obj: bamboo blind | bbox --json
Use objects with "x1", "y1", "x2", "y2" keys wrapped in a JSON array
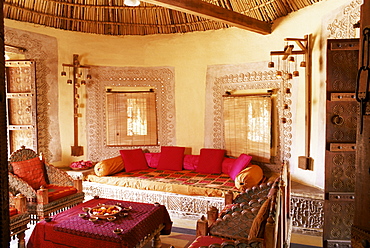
[
  {"x1": 106, "y1": 91, "x2": 158, "y2": 146},
  {"x1": 223, "y1": 95, "x2": 272, "y2": 163},
  {"x1": 3, "y1": 0, "x2": 322, "y2": 36}
]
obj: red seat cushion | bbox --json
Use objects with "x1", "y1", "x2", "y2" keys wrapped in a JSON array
[
  {"x1": 11, "y1": 157, "x2": 48, "y2": 190},
  {"x1": 9, "y1": 207, "x2": 18, "y2": 217},
  {"x1": 188, "y1": 236, "x2": 230, "y2": 248},
  {"x1": 45, "y1": 184, "x2": 78, "y2": 202}
]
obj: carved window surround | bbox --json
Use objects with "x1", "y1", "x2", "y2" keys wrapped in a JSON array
[
  {"x1": 86, "y1": 66, "x2": 176, "y2": 162},
  {"x1": 205, "y1": 62, "x2": 293, "y2": 174}
]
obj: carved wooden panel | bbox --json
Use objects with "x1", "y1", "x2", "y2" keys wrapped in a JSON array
[
  {"x1": 5, "y1": 60, "x2": 37, "y2": 156},
  {"x1": 325, "y1": 39, "x2": 358, "y2": 247}
]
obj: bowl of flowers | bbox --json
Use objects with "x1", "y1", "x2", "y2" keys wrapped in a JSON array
[{"x1": 70, "y1": 160, "x2": 93, "y2": 170}]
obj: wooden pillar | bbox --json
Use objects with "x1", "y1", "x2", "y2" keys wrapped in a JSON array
[
  {"x1": 0, "y1": 0, "x2": 11, "y2": 245},
  {"x1": 353, "y1": 0, "x2": 370, "y2": 246}
]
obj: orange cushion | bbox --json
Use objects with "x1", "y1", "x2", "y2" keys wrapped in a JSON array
[
  {"x1": 234, "y1": 164, "x2": 263, "y2": 190},
  {"x1": 45, "y1": 184, "x2": 78, "y2": 202},
  {"x1": 94, "y1": 156, "x2": 125, "y2": 177},
  {"x1": 9, "y1": 207, "x2": 18, "y2": 217},
  {"x1": 11, "y1": 157, "x2": 48, "y2": 190}
]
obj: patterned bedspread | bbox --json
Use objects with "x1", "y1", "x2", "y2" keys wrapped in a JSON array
[{"x1": 86, "y1": 169, "x2": 239, "y2": 197}]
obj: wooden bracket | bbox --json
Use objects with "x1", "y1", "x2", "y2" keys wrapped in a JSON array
[
  {"x1": 63, "y1": 54, "x2": 90, "y2": 156},
  {"x1": 271, "y1": 35, "x2": 313, "y2": 166}
]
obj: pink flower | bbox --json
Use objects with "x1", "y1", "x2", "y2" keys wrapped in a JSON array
[{"x1": 70, "y1": 160, "x2": 93, "y2": 169}]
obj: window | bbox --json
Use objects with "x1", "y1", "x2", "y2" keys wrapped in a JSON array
[
  {"x1": 106, "y1": 88, "x2": 157, "y2": 146},
  {"x1": 223, "y1": 91, "x2": 276, "y2": 163}
]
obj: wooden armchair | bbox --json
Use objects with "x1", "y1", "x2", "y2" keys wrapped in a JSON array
[
  {"x1": 8, "y1": 146, "x2": 85, "y2": 222},
  {"x1": 189, "y1": 161, "x2": 291, "y2": 248},
  {"x1": 191, "y1": 178, "x2": 281, "y2": 248},
  {"x1": 10, "y1": 193, "x2": 30, "y2": 248}
]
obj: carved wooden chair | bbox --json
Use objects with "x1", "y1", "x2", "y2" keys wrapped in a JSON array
[
  {"x1": 189, "y1": 173, "x2": 286, "y2": 248},
  {"x1": 8, "y1": 146, "x2": 85, "y2": 222},
  {"x1": 10, "y1": 193, "x2": 30, "y2": 248}
]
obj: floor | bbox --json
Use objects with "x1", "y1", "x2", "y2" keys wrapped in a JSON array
[{"x1": 10, "y1": 216, "x2": 322, "y2": 248}]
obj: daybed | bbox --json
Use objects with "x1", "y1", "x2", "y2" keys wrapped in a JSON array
[{"x1": 84, "y1": 147, "x2": 279, "y2": 218}]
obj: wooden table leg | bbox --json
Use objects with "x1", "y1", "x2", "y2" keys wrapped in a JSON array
[{"x1": 151, "y1": 232, "x2": 162, "y2": 248}]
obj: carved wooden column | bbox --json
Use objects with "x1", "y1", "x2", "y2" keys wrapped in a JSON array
[
  {"x1": 353, "y1": 0, "x2": 370, "y2": 247},
  {"x1": 0, "y1": 0, "x2": 11, "y2": 246}
]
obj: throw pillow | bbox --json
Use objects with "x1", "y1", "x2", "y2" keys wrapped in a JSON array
[
  {"x1": 248, "y1": 197, "x2": 271, "y2": 239},
  {"x1": 183, "y1": 154, "x2": 200, "y2": 170},
  {"x1": 94, "y1": 155, "x2": 125, "y2": 177},
  {"x1": 221, "y1": 157, "x2": 236, "y2": 174},
  {"x1": 11, "y1": 157, "x2": 48, "y2": 190},
  {"x1": 119, "y1": 149, "x2": 148, "y2": 172},
  {"x1": 196, "y1": 148, "x2": 225, "y2": 174},
  {"x1": 229, "y1": 154, "x2": 253, "y2": 180},
  {"x1": 234, "y1": 164, "x2": 263, "y2": 190},
  {"x1": 157, "y1": 146, "x2": 185, "y2": 171},
  {"x1": 145, "y1": 153, "x2": 161, "y2": 168}
]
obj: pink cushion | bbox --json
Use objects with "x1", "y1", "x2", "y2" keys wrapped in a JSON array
[
  {"x1": 229, "y1": 153, "x2": 252, "y2": 180},
  {"x1": 144, "y1": 153, "x2": 161, "y2": 168},
  {"x1": 183, "y1": 155, "x2": 200, "y2": 170},
  {"x1": 119, "y1": 149, "x2": 148, "y2": 172},
  {"x1": 157, "y1": 146, "x2": 185, "y2": 171},
  {"x1": 11, "y1": 157, "x2": 48, "y2": 190},
  {"x1": 196, "y1": 148, "x2": 225, "y2": 174},
  {"x1": 221, "y1": 157, "x2": 236, "y2": 174}
]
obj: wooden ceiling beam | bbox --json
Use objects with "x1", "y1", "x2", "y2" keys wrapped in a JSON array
[{"x1": 141, "y1": 0, "x2": 272, "y2": 35}]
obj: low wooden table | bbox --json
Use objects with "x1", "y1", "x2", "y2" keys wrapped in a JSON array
[{"x1": 27, "y1": 197, "x2": 172, "y2": 248}]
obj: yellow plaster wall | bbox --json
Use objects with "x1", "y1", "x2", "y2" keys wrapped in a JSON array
[{"x1": 4, "y1": 0, "x2": 354, "y2": 189}]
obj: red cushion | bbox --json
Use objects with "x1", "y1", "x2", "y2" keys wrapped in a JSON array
[
  {"x1": 120, "y1": 149, "x2": 148, "y2": 172},
  {"x1": 229, "y1": 154, "x2": 253, "y2": 180},
  {"x1": 144, "y1": 153, "x2": 161, "y2": 168},
  {"x1": 188, "y1": 236, "x2": 230, "y2": 248},
  {"x1": 196, "y1": 148, "x2": 225, "y2": 174},
  {"x1": 11, "y1": 157, "x2": 48, "y2": 190},
  {"x1": 9, "y1": 207, "x2": 18, "y2": 217},
  {"x1": 157, "y1": 146, "x2": 185, "y2": 171},
  {"x1": 221, "y1": 157, "x2": 236, "y2": 174},
  {"x1": 45, "y1": 184, "x2": 78, "y2": 202},
  {"x1": 183, "y1": 155, "x2": 200, "y2": 170}
]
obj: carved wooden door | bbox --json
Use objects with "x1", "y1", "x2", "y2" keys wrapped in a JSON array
[
  {"x1": 5, "y1": 60, "x2": 37, "y2": 156},
  {"x1": 325, "y1": 39, "x2": 359, "y2": 247}
]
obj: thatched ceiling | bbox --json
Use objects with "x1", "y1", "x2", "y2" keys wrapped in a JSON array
[{"x1": 3, "y1": 0, "x2": 322, "y2": 36}]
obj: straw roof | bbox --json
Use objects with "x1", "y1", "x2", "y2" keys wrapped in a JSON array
[{"x1": 3, "y1": 0, "x2": 322, "y2": 36}]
